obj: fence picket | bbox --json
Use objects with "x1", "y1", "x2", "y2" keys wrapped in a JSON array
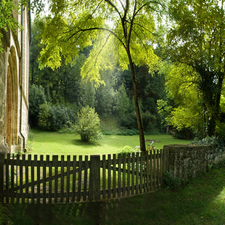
[
  {"x1": 131, "y1": 152, "x2": 135, "y2": 195},
  {"x1": 66, "y1": 155, "x2": 70, "y2": 203},
  {"x1": 102, "y1": 155, "x2": 106, "y2": 199},
  {"x1": 160, "y1": 149, "x2": 163, "y2": 186},
  {"x1": 146, "y1": 152, "x2": 149, "y2": 192},
  {"x1": 150, "y1": 151, "x2": 153, "y2": 191},
  {"x1": 37, "y1": 155, "x2": 41, "y2": 204},
  {"x1": 127, "y1": 153, "x2": 130, "y2": 196},
  {"x1": 6, "y1": 154, "x2": 9, "y2": 203},
  {"x1": 108, "y1": 154, "x2": 111, "y2": 199},
  {"x1": 140, "y1": 152, "x2": 143, "y2": 194},
  {"x1": 21, "y1": 154, "x2": 25, "y2": 203},
  {"x1": 43, "y1": 155, "x2": 46, "y2": 204},
  {"x1": 60, "y1": 156, "x2": 64, "y2": 203},
  {"x1": 78, "y1": 156, "x2": 82, "y2": 202},
  {"x1": 11, "y1": 154, "x2": 14, "y2": 204},
  {"x1": 26, "y1": 155, "x2": 30, "y2": 203},
  {"x1": 157, "y1": 150, "x2": 159, "y2": 189},
  {"x1": 47, "y1": 155, "x2": 52, "y2": 203},
  {"x1": 154, "y1": 150, "x2": 157, "y2": 190},
  {"x1": 136, "y1": 152, "x2": 139, "y2": 194},
  {"x1": 122, "y1": 153, "x2": 126, "y2": 197},
  {"x1": 83, "y1": 156, "x2": 88, "y2": 201},
  {"x1": 118, "y1": 154, "x2": 121, "y2": 198},
  {"x1": 16, "y1": 154, "x2": 20, "y2": 203},
  {"x1": 72, "y1": 156, "x2": 76, "y2": 202},
  {"x1": 113, "y1": 154, "x2": 116, "y2": 198},
  {"x1": 53, "y1": 155, "x2": 58, "y2": 203}
]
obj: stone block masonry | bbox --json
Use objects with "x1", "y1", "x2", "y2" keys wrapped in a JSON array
[{"x1": 163, "y1": 144, "x2": 225, "y2": 180}]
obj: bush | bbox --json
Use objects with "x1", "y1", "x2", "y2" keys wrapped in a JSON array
[
  {"x1": 74, "y1": 106, "x2": 102, "y2": 142},
  {"x1": 117, "y1": 145, "x2": 140, "y2": 157},
  {"x1": 29, "y1": 84, "x2": 46, "y2": 126},
  {"x1": 38, "y1": 104, "x2": 77, "y2": 131}
]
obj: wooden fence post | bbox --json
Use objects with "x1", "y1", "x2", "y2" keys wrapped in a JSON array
[
  {"x1": 90, "y1": 155, "x2": 100, "y2": 201},
  {"x1": 0, "y1": 153, "x2": 5, "y2": 201}
]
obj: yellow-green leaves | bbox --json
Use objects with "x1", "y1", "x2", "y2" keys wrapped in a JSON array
[{"x1": 37, "y1": 0, "x2": 163, "y2": 81}]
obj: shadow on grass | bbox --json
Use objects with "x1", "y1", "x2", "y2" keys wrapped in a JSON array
[
  {"x1": 72, "y1": 139, "x2": 101, "y2": 147},
  {"x1": 9, "y1": 164, "x2": 225, "y2": 225}
]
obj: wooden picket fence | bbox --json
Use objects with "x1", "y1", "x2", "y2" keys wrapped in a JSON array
[{"x1": 0, "y1": 149, "x2": 169, "y2": 204}]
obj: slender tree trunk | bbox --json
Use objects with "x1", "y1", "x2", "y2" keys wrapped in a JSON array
[{"x1": 127, "y1": 50, "x2": 146, "y2": 152}]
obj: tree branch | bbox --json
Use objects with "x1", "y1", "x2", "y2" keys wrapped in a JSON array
[
  {"x1": 134, "y1": 1, "x2": 163, "y2": 17},
  {"x1": 104, "y1": 0, "x2": 122, "y2": 20},
  {"x1": 94, "y1": 34, "x2": 111, "y2": 66},
  {"x1": 66, "y1": 27, "x2": 126, "y2": 50}
]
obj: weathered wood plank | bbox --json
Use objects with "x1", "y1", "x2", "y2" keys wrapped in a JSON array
[
  {"x1": 140, "y1": 152, "x2": 143, "y2": 194},
  {"x1": 108, "y1": 154, "x2": 111, "y2": 199},
  {"x1": 157, "y1": 150, "x2": 159, "y2": 189},
  {"x1": 146, "y1": 152, "x2": 149, "y2": 192},
  {"x1": 60, "y1": 156, "x2": 64, "y2": 203},
  {"x1": 113, "y1": 154, "x2": 116, "y2": 198},
  {"x1": 131, "y1": 153, "x2": 135, "y2": 195},
  {"x1": 37, "y1": 155, "x2": 41, "y2": 204},
  {"x1": 77, "y1": 156, "x2": 82, "y2": 202},
  {"x1": 5, "y1": 154, "x2": 9, "y2": 203},
  {"x1": 26, "y1": 155, "x2": 30, "y2": 203},
  {"x1": 21, "y1": 155, "x2": 25, "y2": 203},
  {"x1": 102, "y1": 155, "x2": 106, "y2": 200},
  {"x1": 11, "y1": 154, "x2": 14, "y2": 204},
  {"x1": 83, "y1": 156, "x2": 88, "y2": 202},
  {"x1": 47, "y1": 155, "x2": 52, "y2": 204},
  {"x1": 66, "y1": 155, "x2": 70, "y2": 203},
  {"x1": 42, "y1": 155, "x2": 46, "y2": 204},
  {"x1": 136, "y1": 152, "x2": 139, "y2": 194},
  {"x1": 127, "y1": 153, "x2": 130, "y2": 196},
  {"x1": 122, "y1": 153, "x2": 126, "y2": 197},
  {"x1": 154, "y1": 150, "x2": 156, "y2": 190},
  {"x1": 53, "y1": 155, "x2": 58, "y2": 203},
  {"x1": 72, "y1": 156, "x2": 76, "y2": 202},
  {"x1": 16, "y1": 154, "x2": 20, "y2": 203},
  {"x1": 150, "y1": 151, "x2": 153, "y2": 191},
  {"x1": 118, "y1": 154, "x2": 121, "y2": 198}
]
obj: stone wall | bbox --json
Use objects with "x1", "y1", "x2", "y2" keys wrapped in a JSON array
[
  {"x1": 0, "y1": 7, "x2": 30, "y2": 153},
  {"x1": 163, "y1": 144, "x2": 225, "y2": 179}
]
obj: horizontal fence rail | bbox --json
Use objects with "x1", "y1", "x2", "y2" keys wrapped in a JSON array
[{"x1": 0, "y1": 149, "x2": 169, "y2": 204}]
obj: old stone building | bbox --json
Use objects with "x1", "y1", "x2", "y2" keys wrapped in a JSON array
[{"x1": 0, "y1": 7, "x2": 30, "y2": 153}]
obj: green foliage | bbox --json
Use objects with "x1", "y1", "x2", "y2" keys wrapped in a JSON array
[
  {"x1": 116, "y1": 145, "x2": 140, "y2": 157},
  {"x1": 0, "y1": 0, "x2": 27, "y2": 52},
  {"x1": 38, "y1": 103, "x2": 51, "y2": 130},
  {"x1": 166, "y1": 0, "x2": 225, "y2": 136},
  {"x1": 0, "y1": 202, "x2": 12, "y2": 224},
  {"x1": 38, "y1": 103, "x2": 77, "y2": 131},
  {"x1": 74, "y1": 106, "x2": 102, "y2": 142},
  {"x1": 29, "y1": 84, "x2": 47, "y2": 125},
  {"x1": 163, "y1": 171, "x2": 192, "y2": 190}
]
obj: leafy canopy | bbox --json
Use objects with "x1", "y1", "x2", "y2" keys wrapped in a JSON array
[{"x1": 36, "y1": 0, "x2": 162, "y2": 85}]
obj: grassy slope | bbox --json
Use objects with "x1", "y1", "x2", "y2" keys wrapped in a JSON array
[
  {"x1": 29, "y1": 129, "x2": 191, "y2": 156},
  {"x1": 11, "y1": 163, "x2": 225, "y2": 225}
]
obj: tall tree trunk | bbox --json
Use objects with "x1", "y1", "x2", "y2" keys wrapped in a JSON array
[{"x1": 127, "y1": 50, "x2": 146, "y2": 152}]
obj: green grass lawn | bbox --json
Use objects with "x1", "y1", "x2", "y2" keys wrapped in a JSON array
[
  {"x1": 28, "y1": 129, "x2": 192, "y2": 156},
  {"x1": 9, "y1": 162, "x2": 225, "y2": 225}
]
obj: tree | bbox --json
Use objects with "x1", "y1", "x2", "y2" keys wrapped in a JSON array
[
  {"x1": 158, "y1": 63, "x2": 205, "y2": 135},
  {"x1": 36, "y1": 0, "x2": 163, "y2": 151},
  {"x1": 0, "y1": 0, "x2": 28, "y2": 52},
  {"x1": 166, "y1": 0, "x2": 225, "y2": 136},
  {"x1": 75, "y1": 106, "x2": 102, "y2": 142}
]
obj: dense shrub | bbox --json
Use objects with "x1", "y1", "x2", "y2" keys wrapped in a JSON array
[
  {"x1": 38, "y1": 104, "x2": 77, "y2": 131},
  {"x1": 117, "y1": 145, "x2": 140, "y2": 157},
  {"x1": 74, "y1": 106, "x2": 102, "y2": 142},
  {"x1": 29, "y1": 84, "x2": 46, "y2": 126}
]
